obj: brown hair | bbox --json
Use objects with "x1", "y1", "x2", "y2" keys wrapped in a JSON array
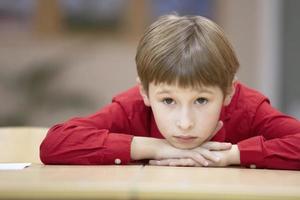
[{"x1": 135, "y1": 14, "x2": 239, "y2": 96}]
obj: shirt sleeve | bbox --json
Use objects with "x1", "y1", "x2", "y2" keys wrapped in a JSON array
[
  {"x1": 40, "y1": 101, "x2": 134, "y2": 165},
  {"x1": 237, "y1": 99, "x2": 300, "y2": 170}
]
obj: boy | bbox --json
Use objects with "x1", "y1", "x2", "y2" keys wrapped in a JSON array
[{"x1": 40, "y1": 14, "x2": 300, "y2": 170}]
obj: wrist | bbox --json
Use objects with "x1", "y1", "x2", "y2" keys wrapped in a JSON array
[
  {"x1": 130, "y1": 137, "x2": 166, "y2": 160},
  {"x1": 228, "y1": 144, "x2": 241, "y2": 165}
]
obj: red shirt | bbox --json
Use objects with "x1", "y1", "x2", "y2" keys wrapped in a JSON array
[{"x1": 40, "y1": 82, "x2": 300, "y2": 170}]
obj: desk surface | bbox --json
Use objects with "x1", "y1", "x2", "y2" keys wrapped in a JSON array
[{"x1": 0, "y1": 164, "x2": 299, "y2": 200}]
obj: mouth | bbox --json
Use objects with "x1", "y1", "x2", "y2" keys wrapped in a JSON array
[{"x1": 173, "y1": 135, "x2": 198, "y2": 143}]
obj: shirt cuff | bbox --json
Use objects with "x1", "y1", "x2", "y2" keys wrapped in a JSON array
[
  {"x1": 237, "y1": 136, "x2": 266, "y2": 168},
  {"x1": 102, "y1": 133, "x2": 134, "y2": 165}
]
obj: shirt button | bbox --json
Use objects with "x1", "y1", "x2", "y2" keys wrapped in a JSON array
[
  {"x1": 114, "y1": 158, "x2": 121, "y2": 165},
  {"x1": 250, "y1": 164, "x2": 256, "y2": 169}
]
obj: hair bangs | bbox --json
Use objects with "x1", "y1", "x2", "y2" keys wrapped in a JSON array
[{"x1": 149, "y1": 31, "x2": 229, "y2": 93}]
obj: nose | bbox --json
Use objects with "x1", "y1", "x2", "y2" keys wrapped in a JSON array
[{"x1": 176, "y1": 108, "x2": 194, "y2": 130}]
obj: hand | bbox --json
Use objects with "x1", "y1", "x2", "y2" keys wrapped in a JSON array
[
  {"x1": 149, "y1": 142, "x2": 231, "y2": 166},
  {"x1": 208, "y1": 144, "x2": 240, "y2": 167},
  {"x1": 152, "y1": 121, "x2": 229, "y2": 165},
  {"x1": 149, "y1": 144, "x2": 240, "y2": 167},
  {"x1": 149, "y1": 120, "x2": 227, "y2": 166},
  {"x1": 131, "y1": 121, "x2": 229, "y2": 166}
]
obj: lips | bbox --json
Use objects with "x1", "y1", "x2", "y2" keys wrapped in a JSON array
[{"x1": 173, "y1": 135, "x2": 198, "y2": 143}]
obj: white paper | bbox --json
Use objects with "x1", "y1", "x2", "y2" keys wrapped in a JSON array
[{"x1": 0, "y1": 163, "x2": 31, "y2": 170}]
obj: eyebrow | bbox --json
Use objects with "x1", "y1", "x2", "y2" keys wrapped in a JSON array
[
  {"x1": 156, "y1": 88, "x2": 215, "y2": 95},
  {"x1": 156, "y1": 89, "x2": 171, "y2": 95},
  {"x1": 198, "y1": 88, "x2": 215, "y2": 94}
]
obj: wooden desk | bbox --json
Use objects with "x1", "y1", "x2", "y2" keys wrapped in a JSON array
[
  {"x1": 0, "y1": 127, "x2": 48, "y2": 163},
  {"x1": 135, "y1": 166, "x2": 300, "y2": 200},
  {"x1": 0, "y1": 164, "x2": 299, "y2": 200},
  {"x1": 0, "y1": 164, "x2": 141, "y2": 200}
]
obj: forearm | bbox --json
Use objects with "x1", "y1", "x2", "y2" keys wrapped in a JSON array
[
  {"x1": 130, "y1": 136, "x2": 168, "y2": 160},
  {"x1": 238, "y1": 134, "x2": 300, "y2": 169}
]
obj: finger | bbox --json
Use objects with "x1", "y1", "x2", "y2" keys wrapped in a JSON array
[
  {"x1": 149, "y1": 160, "x2": 156, "y2": 165},
  {"x1": 149, "y1": 159, "x2": 175, "y2": 166},
  {"x1": 168, "y1": 158, "x2": 200, "y2": 167},
  {"x1": 150, "y1": 159, "x2": 199, "y2": 167},
  {"x1": 206, "y1": 121, "x2": 223, "y2": 141},
  {"x1": 186, "y1": 151, "x2": 209, "y2": 166},
  {"x1": 184, "y1": 158, "x2": 200, "y2": 166},
  {"x1": 163, "y1": 158, "x2": 192, "y2": 166},
  {"x1": 159, "y1": 159, "x2": 187, "y2": 166},
  {"x1": 159, "y1": 159, "x2": 177, "y2": 166},
  {"x1": 205, "y1": 160, "x2": 215, "y2": 167},
  {"x1": 151, "y1": 158, "x2": 204, "y2": 167},
  {"x1": 202, "y1": 141, "x2": 232, "y2": 151},
  {"x1": 171, "y1": 158, "x2": 197, "y2": 167},
  {"x1": 196, "y1": 148, "x2": 220, "y2": 163},
  {"x1": 149, "y1": 160, "x2": 164, "y2": 165}
]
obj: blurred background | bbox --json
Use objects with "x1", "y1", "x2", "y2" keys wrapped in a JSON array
[{"x1": 0, "y1": 0, "x2": 299, "y2": 127}]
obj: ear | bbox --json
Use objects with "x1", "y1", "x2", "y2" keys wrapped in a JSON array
[
  {"x1": 223, "y1": 81, "x2": 236, "y2": 106},
  {"x1": 137, "y1": 77, "x2": 151, "y2": 107}
]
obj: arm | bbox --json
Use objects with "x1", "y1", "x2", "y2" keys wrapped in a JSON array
[
  {"x1": 205, "y1": 100, "x2": 300, "y2": 169},
  {"x1": 40, "y1": 99, "x2": 229, "y2": 165},
  {"x1": 237, "y1": 100, "x2": 300, "y2": 170},
  {"x1": 40, "y1": 102, "x2": 134, "y2": 165}
]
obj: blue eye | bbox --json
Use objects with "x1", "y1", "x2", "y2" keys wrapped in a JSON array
[
  {"x1": 195, "y1": 98, "x2": 208, "y2": 105},
  {"x1": 162, "y1": 98, "x2": 175, "y2": 105}
]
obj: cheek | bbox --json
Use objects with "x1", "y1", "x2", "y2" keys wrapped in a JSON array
[
  {"x1": 195, "y1": 105, "x2": 223, "y2": 133},
  {"x1": 195, "y1": 115, "x2": 217, "y2": 136},
  {"x1": 207, "y1": 100, "x2": 223, "y2": 118},
  {"x1": 151, "y1": 106, "x2": 174, "y2": 136}
]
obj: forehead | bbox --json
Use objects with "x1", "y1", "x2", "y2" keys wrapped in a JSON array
[{"x1": 149, "y1": 82, "x2": 221, "y2": 95}]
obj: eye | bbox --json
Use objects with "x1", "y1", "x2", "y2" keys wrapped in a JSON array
[
  {"x1": 195, "y1": 97, "x2": 208, "y2": 105},
  {"x1": 162, "y1": 98, "x2": 175, "y2": 105}
]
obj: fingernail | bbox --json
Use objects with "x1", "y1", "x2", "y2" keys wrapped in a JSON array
[{"x1": 204, "y1": 161, "x2": 208, "y2": 166}]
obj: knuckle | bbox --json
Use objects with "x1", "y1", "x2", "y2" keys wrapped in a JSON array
[
  {"x1": 212, "y1": 142, "x2": 221, "y2": 149},
  {"x1": 189, "y1": 151, "x2": 198, "y2": 159},
  {"x1": 204, "y1": 142, "x2": 213, "y2": 149},
  {"x1": 180, "y1": 160, "x2": 186, "y2": 166},
  {"x1": 187, "y1": 159, "x2": 195, "y2": 166},
  {"x1": 200, "y1": 149, "x2": 210, "y2": 157}
]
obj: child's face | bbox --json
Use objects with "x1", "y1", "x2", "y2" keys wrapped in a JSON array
[{"x1": 142, "y1": 82, "x2": 226, "y2": 149}]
